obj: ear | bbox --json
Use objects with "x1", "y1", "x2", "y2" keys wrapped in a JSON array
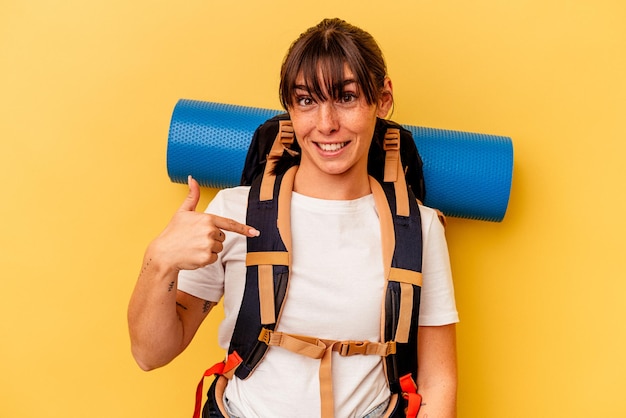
[{"x1": 376, "y1": 77, "x2": 394, "y2": 118}]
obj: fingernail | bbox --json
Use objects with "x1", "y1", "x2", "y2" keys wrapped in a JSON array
[{"x1": 249, "y1": 228, "x2": 260, "y2": 237}]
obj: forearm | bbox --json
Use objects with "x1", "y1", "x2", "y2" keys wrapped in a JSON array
[
  {"x1": 416, "y1": 324, "x2": 458, "y2": 418},
  {"x1": 127, "y1": 177, "x2": 252, "y2": 370},
  {"x1": 417, "y1": 378, "x2": 457, "y2": 418},
  {"x1": 128, "y1": 247, "x2": 186, "y2": 370}
]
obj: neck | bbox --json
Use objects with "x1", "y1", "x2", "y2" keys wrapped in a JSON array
[{"x1": 293, "y1": 165, "x2": 371, "y2": 200}]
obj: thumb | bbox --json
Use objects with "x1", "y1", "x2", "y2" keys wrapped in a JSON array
[{"x1": 179, "y1": 175, "x2": 201, "y2": 212}]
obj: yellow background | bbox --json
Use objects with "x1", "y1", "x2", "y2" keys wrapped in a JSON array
[{"x1": 2, "y1": 0, "x2": 625, "y2": 417}]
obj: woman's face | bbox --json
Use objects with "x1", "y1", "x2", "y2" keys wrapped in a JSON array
[{"x1": 288, "y1": 66, "x2": 392, "y2": 189}]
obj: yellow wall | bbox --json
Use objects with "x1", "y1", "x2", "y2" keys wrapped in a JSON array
[{"x1": 2, "y1": 1, "x2": 625, "y2": 417}]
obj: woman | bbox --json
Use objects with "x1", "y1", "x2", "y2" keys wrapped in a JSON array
[{"x1": 128, "y1": 18, "x2": 458, "y2": 418}]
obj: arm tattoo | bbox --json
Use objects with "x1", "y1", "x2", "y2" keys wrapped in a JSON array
[
  {"x1": 168, "y1": 281, "x2": 175, "y2": 292},
  {"x1": 176, "y1": 302, "x2": 188, "y2": 311},
  {"x1": 202, "y1": 300, "x2": 212, "y2": 313},
  {"x1": 139, "y1": 258, "x2": 152, "y2": 277}
]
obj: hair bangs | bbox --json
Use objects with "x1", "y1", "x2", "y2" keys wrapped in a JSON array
[
  {"x1": 299, "y1": 48, "x2": 352, "y2": 103},
  {"x1": 280, "y1": 18, "x2": 386, "y2": 109}
]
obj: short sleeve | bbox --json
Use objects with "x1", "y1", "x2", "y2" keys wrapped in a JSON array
[
  {"x1": 177, "y1": 187, "x2": 250, "y2": 303},
  {"x1": 417, "y1": 205, "x2": 459, "y2": 326}
]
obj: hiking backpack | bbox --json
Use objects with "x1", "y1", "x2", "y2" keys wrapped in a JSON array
[{"x1": 195, "y1": 115, "x2": 428, "y2": 418}]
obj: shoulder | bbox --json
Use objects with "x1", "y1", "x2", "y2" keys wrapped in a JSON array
[
  {"x1": 417, "y1": 204, "x2": 444, "y2": 234},
  {"x1": 417, "y1": 203, "x2": 450, "y2": 252},
  {"x1": 205, "y1": 186, "x2": 251, "y2": 222},
  {"x1": 212, "y1": 185, "x2": 251, "y2": 202}
]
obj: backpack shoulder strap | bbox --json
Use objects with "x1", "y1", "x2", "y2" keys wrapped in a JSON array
[
  {"x1": 240, "y1": 113, "x2": 297, "y2": 187},
  {"x1": 258, "y1": 119, "x2": 295, "y2": 201},
  {"x1": 369, "y1": 118, "x2": 426, "y2": 203},
  {"x1": 228, "y1": 165, "x2": 297, "y2": 380},
  {"x1": 383, "y1": 127, "x2": 411, "y2": 216},
  {"x1": 371, "y1": 158, "x2": 423, "y2": 396}
]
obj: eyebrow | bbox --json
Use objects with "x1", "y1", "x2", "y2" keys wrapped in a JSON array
[{"x1": 293, "y1": 79, "x2": 358, "y2": 91}]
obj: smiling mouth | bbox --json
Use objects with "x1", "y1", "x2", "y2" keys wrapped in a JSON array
[{"x1": 316, "y1": 141, "x2": 348, "y2": 152}]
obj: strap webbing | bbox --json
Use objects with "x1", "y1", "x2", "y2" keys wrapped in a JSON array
[
  {"x1": 389, "y1": 267, "x2": 423, "y2": 287},
  {"x1": 383, "y1": 128, "x2": 400, "y2": 182},
  {"x1": 192, "y1": 352, "x2": 243, "y2": 418},
  {"x1": 257, "y1": 265, "x2": 275, "y2": 324},
  {"x1": 369, "y1": 178, "x2": 395, "y2": 283},
  {"x1": 260, "y1": 120, "x2": 294, "y2": 201},
  {"x1": 395, "y1": 283, "x2": 414, "y2": 344},
  {"x1": 193, "y1": 362, "x2": 224, "y2": 418},
  {"x1": 246, "y1": 251, "x2": 289, "y2": 325},
  {"x1": 246, "y1": 251, "x2": 290, "y2": 266},
  {"x1": 383, "y1": 128, "x2": 410, "y2": 216},
  {"x1": 389, "y1": 268, "x2": 423, "y2": 343},
  {"x1": 399, "y1": 373, "x2": 422, "y2": 418},
  {"x1": 393, "y1": 162, "x2": 410, "y2": 217},
  {"x1": 258, "y1": 328, "x2": 395, "y2": 418}
]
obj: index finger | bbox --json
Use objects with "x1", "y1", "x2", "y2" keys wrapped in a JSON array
[{"x1": 212, "y1": 215, "x2": 260, "y2": 237}]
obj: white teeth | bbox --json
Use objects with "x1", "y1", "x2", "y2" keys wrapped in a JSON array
[{"x1": 318, "y1": 142, "x2": 347, "y2": 152}]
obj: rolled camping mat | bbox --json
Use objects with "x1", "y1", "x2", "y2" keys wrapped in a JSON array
[{"x1": 167, "y1": 99, "x2": 513, "y2": 222}]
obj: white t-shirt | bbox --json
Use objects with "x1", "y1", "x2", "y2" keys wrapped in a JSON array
[{"x1": 178, "y1": 186, "x2": 458, "y2": 418}]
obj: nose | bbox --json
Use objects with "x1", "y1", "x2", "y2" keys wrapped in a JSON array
[{"x1": 317, "y1": 102, "x2": 339, "y2": 135}]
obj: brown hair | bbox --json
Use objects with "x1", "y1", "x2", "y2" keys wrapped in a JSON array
[{"x1": 279, "y1": 18, "x2": 388, "y2": 109}]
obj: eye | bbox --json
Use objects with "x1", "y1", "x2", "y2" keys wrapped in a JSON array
[
  {"x1": 339, "y1": 92, "x2": 357, "y2": 104},
  {"x1": 296, "y1": 95, "x2": 315, "y2": 106}
]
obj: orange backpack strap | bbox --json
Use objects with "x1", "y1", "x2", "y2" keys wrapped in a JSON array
[
  {"x1": 193, "y1": 362, "x2": 224, "y2": 418},
  {"x1": 192, "y1": 352, "x2": 243, "y2": 418},
  {"x1": 399, "y1": 373, "x2": 422, "y2": 418}
]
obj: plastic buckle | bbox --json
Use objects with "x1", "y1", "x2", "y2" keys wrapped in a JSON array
[
  {"x1": 386, "y1": 341, "x2": 397, "y2": 356},
  {"x1": 340, "y1": 341, "x2": 369, "y2": 356},
  {"x1": 258, "y1": 327, "x2": 272, "y2": 345},
  {"x1": 279, "y1": 120, "x2": 295, "y2": 146},
  {"x1": 383, "y1": 129, "x2": 400, "y2": 151}
]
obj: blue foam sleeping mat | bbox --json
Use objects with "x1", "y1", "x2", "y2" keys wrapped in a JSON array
[{"x1": 167, "y1": 99, "x2": 513, "y2": 222}]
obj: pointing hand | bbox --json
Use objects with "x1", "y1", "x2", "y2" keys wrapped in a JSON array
[{"x1": 151, "y1": 176, "x2": 259, "y2": 271}]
